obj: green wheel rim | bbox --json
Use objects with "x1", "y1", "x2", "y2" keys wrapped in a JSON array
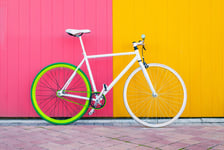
[{"x1": 31, "y1": 62, "x2": 92, "y2": 125}]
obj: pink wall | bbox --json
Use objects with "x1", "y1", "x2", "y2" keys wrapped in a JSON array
[{"x1": 0, "y1": 0, "x2": 113, "y2": 117}]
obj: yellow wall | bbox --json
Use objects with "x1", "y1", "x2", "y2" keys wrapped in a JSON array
[{"x1": 113, "y1": 0, "x2": 224, "y2": 117}]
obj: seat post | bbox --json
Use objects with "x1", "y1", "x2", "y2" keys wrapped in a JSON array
[{"x1": 78, "y1": 36, "x2": 87, "y2": 56}]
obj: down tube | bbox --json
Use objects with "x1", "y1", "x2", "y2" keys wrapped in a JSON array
[{"x1": 105, "y1": 56, "x2": 138, "y2": 95}]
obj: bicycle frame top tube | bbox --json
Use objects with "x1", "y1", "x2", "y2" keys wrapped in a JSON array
[
  {"x1": 60, "y1": 35, "x2": 156, "y2": 99},
  {"x1": 79, "y1": 36, "x2": 141, "y2": 92}
]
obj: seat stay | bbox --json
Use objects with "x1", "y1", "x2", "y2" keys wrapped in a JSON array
[{"x1": 59, "y1": 58, "x2": 85, "y2": 94}]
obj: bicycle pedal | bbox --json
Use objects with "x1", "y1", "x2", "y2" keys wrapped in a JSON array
[{"x1": 88, "y1": 109, "x2": 95, "y2": 116}]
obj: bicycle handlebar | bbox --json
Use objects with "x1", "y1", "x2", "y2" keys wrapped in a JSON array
[{"x1": 132, "y1": 34, "x2": 146, "y2": 50}]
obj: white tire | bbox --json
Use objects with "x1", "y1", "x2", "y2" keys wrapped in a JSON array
[{"x1": 123, "y1": 63, "x2": 187, "y2": 127}]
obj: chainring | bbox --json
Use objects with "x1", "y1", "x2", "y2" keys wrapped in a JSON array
[{"x1": 90, "y1": 92, "x2": 106, "y2": 110}]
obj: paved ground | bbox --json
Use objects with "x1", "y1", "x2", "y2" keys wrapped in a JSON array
[{"x1": 0, "y1": 119, "x2": 224, "y2": 150}]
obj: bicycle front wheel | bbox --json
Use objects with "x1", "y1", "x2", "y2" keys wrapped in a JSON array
[
  {"x1": 31, "y1": 63, "x2": 92, "y2": 125},
  {"x1": 124, "y1": 63, "x2": 187, "y2": 127}
]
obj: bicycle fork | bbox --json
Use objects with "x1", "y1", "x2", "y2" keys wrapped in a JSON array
[{"x1": 139, "y1": 61, "x2": 158, "y2": 98}]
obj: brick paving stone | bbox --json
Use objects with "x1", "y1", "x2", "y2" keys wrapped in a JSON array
[
  {"x1": 14, "y1": 142, "x2": 40, "y2": 150},
  {"x1": 1, "y1": 124, "x2": 224, "y2": 150},
  {"x1": 0, "y1": 138, "x2": 23, "y2": 147},
  {"x1": 53, "y1": 138, "x2": 76, "y2": 145},
  {"x1": 168, "y1": 133, "x2": 194, "y2": 140},
  {"x1": 78, "y1": 145, "x2": 94, "y2": 150},
  {"x1": 146, "y1": 141, "x2": 164, "y2": 148},
  {"x1": 142, "y1": 136, "x2": 161, "y2": 142},
  {"x1": 66, "y1": 143, "x2": 86, "y2": 150},
  {"x1": 0, "y1": 143, "x2": 14, "y2": 150},
  {"x1": 185, "y1": 142, "x2": 217, "y2": 150},
  {"x1": 78, "y1": 137, "x2": 102, "y2": 145},
  {"x1": 104, "y1": 138, "x2": 126, "y2": 145},
  {"x1": 160, "y1": 145, "x2": 180, "y2": 150},
  {"x1": 104, "y1": 143, "x2": 138, "y2": 150},
  {"x1": 148, "y1": 139, "x2": 175, "y2": 149},
  {"x1": 60, "y1": 129, "x2": 81, "y2": 135},
  {"x1": 130, "y1": 138, "x2": 156, "y2": 146},
  {"x1": 164, "y1": 136, "x2": 185, "y2": 143},
  {"x1": 116, "y1": 136, "x2": 135, "y2": 142},
  {"x1": 134, "y1": 146, "x2": 154, "y2": 150},
  {"x1": 142, "y1": 134, "x2": 163, "y2": 141},
  {"x1": 83, "y1": 140, "x2": 122, "y2": 149},
  {"x1": 213, "y1": 144, "x2": 224, "y2": 150},
  {"x1": 128, "y1": 133, "x2": 147, "y2": 138},
  {"x1": 190, "y1": 136, "x2": 215, "y2": 143},
  {"x1": 160, "y1": 141, "x2": 190, "y2": 150},
  {"x1": 88, "y1": 135, "x2": 109, "y2": 142},
  {"x1": 62, "y1": 142, "x2": 85, "y2": 150},
  {"x1": 39, "y1": 142, "x2": 63, "y2": 150},
  {"x1": 29, "y1": 139, "x2": 49, "y2": 145},
  {"x1": 25, "y1": 126, "x2": 47, "y2": 132},
  {"x1": 181, "y1": 139, "x2": 201, "y2": 145},
  {"x1": 45, "y1": 130, "x2": 64, "y2": 137}
]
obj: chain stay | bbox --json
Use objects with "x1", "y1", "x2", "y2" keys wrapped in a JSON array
[{"x1": 56, "y1": 90, "x2": 105, "y2": 109}]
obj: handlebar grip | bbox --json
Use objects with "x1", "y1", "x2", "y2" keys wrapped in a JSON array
[{"x1": 141, "y1": 34, "x2": 146, "y2": 40}]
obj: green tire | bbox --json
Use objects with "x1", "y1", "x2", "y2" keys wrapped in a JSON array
[{"x1": 31, "y1": 63, "x2": 92, "y2": 125}]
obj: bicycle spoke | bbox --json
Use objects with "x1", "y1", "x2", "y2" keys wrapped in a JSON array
[
  {"x1": 124, "y1": 64, "x2": 186, "y2": 127},
  {"x1": 31, "y1": 63, "x2": 91, "y2": 125}
]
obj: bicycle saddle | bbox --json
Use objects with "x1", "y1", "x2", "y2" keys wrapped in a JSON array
[{"x1": 66, "y1": 29, "x2": 91, "y2": 37}]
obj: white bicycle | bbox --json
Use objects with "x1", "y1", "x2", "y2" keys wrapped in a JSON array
[{"x1": 31, "y1": 29, "x2": 187, "y2": 127}]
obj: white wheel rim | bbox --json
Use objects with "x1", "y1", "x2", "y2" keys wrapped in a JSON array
[{"x1": 123, "y1": 63, "x2": 187, "y2": 128}]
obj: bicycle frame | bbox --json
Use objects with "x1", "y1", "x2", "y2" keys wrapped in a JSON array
[{"x1": 58, "y1": 36, "x2": 157, "y2": 101}]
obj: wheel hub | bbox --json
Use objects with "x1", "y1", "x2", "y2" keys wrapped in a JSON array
[
  {"x1": 152, "y1": 92, "x2": 158, "y2": 97},
  {"x1": 56, "y1": 90, "x2": 64, "y2": 97}
]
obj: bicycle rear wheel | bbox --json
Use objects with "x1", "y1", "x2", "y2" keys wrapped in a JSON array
[
  {"x1": 31, "y1": 63, "x2": 91, "y2": 125},
  {"x1": 123, "y1": 63, "x2": 187, "y2": 127}
]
